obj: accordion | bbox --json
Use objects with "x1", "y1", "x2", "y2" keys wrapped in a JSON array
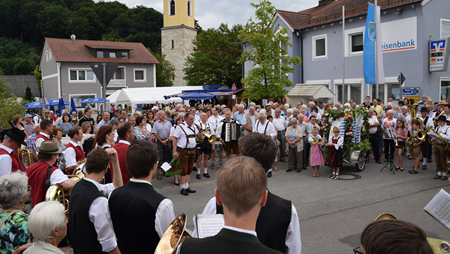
[{"x1": 224, "y1": 122, "x2": 242, "y2": 142}]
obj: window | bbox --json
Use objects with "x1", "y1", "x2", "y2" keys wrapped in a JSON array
[
  {"x1": 312, "y1": 35, "x2": 327, "y2": 60},
  {"x1": 350, "y1": 33, "x2": 363, "y2": 53},
  {"x1": 113, "y1": 67, "x2": 125, "y2": 80},
  {"x1": 69, "y1": 70, "x2": 95, "y2": 82},
  {"x1": 121, "y1": 52, "x2": 128, "y2": 59},
  {"x1": 187, "y1": 0, "x2": 191, "y2": 16},
  {"x1": 441, "y1": 79, "x2": 450, "y2": 103},
  {"x1": 109, "y1": 52, "x2": 116, "y2": 59},
  {"x1": 441, "y1": 19, "x2": 450, "y2": 38},
  {"x1": 281, "y1": 42, "x2": 288, "y2": 67},
  {"x1": 170, "y1": 0, "x2": 175, "y2": 16},
  {"x1": 134, "y1": 69, "x2": 146, "y2": 82},
  {"x1": 171, "y1": 40, "x2": 174, "y2": 49},
  {"x1": 97, "y1": 51, "x2": 104, "y2": 58}
]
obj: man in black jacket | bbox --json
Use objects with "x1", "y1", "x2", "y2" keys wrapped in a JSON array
[
  {"x1": 179, "y1": 156, "x2": 281, "y2": 254},
  {"x1": 201, "y1": 133, "x2": 301, "y2": 254}
]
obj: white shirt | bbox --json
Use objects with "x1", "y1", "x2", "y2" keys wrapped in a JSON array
[
  {"x1": 330, "y1": 135, "x2": 344, "y2": 150},
  {"x1": 422, "y1": 116, "x2": 434, "y2": 129},
  {"x1": 208, "y1": 115, "x2": 224, "y2": 131},
  {"x1": 194, "y1": 114, "x2": 201, "y2": 123},
  {"x1": 49, "y1": 162, "x2": 69, "y2": 185},
  {"x1": 308, "y1": 134, "x2": 322, "y2": 143},
  {"x1": 173, "y1": 122, "x2": 199, "y2": 149},
  {"x1": 196, "y1": 121, "x2": 215, "y2": 136},
  {"x1": 368, "y1": 116, "x2": 379, "y2": 134},
  {"x1": 128, "y1": 178, "x2": 176, "y2": 237},
  {"x1": 84, "y1": 177, "x2": 117, "y2": 252},
  {"x1": 35, "y1": 132, "x2": 51, "y2": 149},
  {"x1": 202, "y1": 197, "x2": 302, "y2": 254},
  {"x1": 223, "y1": 226, "x2": 257, "y2": 237},
  {"x1": 33, "y1": 114, "x2": 41, "y2": 125},
  {"x1": 253, "y1": 120, "x2": 277, "y2": 138},
  {"x1": 436, "y1": 125, "x2": 450, "y2": 141},
  {"x1": 63, "y1": 141, "x2": 81, "y2": 167},
  {"x1": 273, "y1": 116, "x2": 287, "y2": 131},
  {"x1": 0, "y1": 144, "x2": 13, "y2": 177}
]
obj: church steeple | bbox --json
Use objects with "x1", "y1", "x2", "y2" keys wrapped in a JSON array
[{"x1": 163, "y1": 0, "x2": 195, "y2": 28}]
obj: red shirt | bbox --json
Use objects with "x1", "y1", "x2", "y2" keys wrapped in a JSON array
[
  {"x1": 111, "y1": 141, "x2": 131, "y2": 184},
  {"x1": 0, "y1": 148, "x2": 26, "y2": 172},
  {"x1": 26, "y1": 161, "x2": 59, "y2": 207}
]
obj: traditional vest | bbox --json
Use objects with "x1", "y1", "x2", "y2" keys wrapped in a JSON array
[
  {"x1": 66, "y1": 142, "x2": 86, "y2": 162},
  {"x1": 216, "y1": 191, "x2": 291, "y2": 253},
  {"x1": 0, "y1": 148, "x2": 26, "y2": 172},
  {"x1": 68, "y1": 179, "x2": 107, "y2": 254},
  {"x1": 111, "y1": 142, "x2": 131, "y2": 184},
  {"x1": 26, "y1": 161, "x2": 58, "y2": 206},
  {"x1": 109, "y1": 181, "x2": 165, "y2": 254},
  {"x1": 244, "y1": 113, "x2": 255, "y2": 135},
  {"x1": 36, "y1": 133, "x2": 52, "y2": 142}
]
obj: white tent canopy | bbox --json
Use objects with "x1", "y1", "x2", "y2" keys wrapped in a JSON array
[{"x1": 107, "y1": 86, "x2": 204, "y2": 107}]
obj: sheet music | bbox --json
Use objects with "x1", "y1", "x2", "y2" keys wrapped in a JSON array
[
  {"x1": 195, "y1": 214, "x2": 225, "y2": 238},
  {"x1": 424, "y1": 189, "x2": 450, "y2": 230}
]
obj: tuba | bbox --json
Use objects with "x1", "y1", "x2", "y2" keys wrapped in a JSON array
[
  {"x1": 45, "y1": 159, "x2": 86, "y2": 219},
  {"x1": 155, "y1": 214, "x2": 192, "y2": 254},
  {"x1": 408, "y1": 104, "x2": 423, "y2": 127},
  {"x1": 17, "y1": 148, "x2": 32, "y2": 167},
  {"x1": 427, "y1": 127, "x2": 450, "y2": 151}
]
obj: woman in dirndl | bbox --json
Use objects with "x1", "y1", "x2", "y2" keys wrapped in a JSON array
[
  {"x1": 326, "y1": 126, "x2": 344, "y2": 180},
  {"x1": 167, "y1": 116, "x2": 183, "y2": 185}
]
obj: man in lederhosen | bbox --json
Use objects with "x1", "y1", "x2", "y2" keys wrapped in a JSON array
[
  {"x1": 195, "y1": 112, "x2": 215, "y2": 179},
  {"x1": 173, "y1": 112, "x2": 203, "y2": 196}
]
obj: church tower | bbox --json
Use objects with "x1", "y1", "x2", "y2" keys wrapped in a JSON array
[{"x1": 161, "y1": 0, "x2": 197, "y2": 86}]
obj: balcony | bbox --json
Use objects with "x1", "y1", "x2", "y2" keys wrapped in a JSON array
[{"x1": 107, "y1": 79, "x2": 126, "y2": 88}]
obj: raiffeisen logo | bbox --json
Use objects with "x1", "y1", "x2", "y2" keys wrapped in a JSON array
[{"x1": 382, "y1": 39, "x2": 416, "y2": 52}]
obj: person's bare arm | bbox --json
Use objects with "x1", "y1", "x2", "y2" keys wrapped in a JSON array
[
  {"x1": 106, "y1": 148, "x2": 123, "y2": 188},
  {"x1": 108, "y1": 246, "x2": 120, "y2": 254},
  {"x1": 60, "y1": 179, "x2": 77, "y2": 190}
]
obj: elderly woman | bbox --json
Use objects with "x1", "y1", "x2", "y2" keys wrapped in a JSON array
[
  {"x1": 134, "y1": 116, "x2": 152, "y2": 141},
  {"x1": 381, "y1": 109, "x2": 397, "y2": 162},
  {"x1": 285, "y1": 118, "x2": 303, "y2": 173},
  {"x1": 0, "y1": 172, "x2": 32, "y2": 253},
  {"x1": 24, "y1": 201, "x2": 67, "y2": 254}
]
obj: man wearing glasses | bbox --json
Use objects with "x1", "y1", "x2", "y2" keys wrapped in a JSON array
[{"x1": 78, "y1": 108, "x2": 95, "y2": 134}]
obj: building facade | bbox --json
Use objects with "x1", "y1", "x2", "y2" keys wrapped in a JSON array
[
  {"x1": 161, "y1": 0, "x2": 197, "y2": 86},
  {"x1": 39, "y1": 38, "x2": 158, "y2": 110},
  {"x1": 245, "y1": 0, "x2": 450, "y2": 104}
]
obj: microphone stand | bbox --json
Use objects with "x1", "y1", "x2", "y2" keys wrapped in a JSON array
[{"x1": 380, "y1": 128, "x2": 398, "y2": 174}]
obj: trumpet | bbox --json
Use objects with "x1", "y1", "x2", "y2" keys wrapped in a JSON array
[{"x1": 196, "y1": 129, "x2": 216, "y2": 145}]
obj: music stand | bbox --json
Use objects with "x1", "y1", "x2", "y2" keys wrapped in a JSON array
[{"x1": 380, "y1": 129, "x2": 398, "y2": 175}]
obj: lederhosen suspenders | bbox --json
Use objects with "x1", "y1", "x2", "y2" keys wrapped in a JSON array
[
  {"x1": 179, "y1": 123, "x2": 196, "y2": 149},
  {"x1": 256, "y1": 121, "x2": 269, "y2": 135}
]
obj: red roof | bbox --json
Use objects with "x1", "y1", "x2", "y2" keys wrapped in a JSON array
[
  {"x1": 276, "y1": 0, "x2": 423, "y2": 30},
  {"x1": 43, "y1": 38, "x2": 159, "y2": 64}
]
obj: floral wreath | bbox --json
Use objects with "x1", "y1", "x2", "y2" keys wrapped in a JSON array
[{"x1": 322, "y1": 107, "x2": 371, "y2": 163}]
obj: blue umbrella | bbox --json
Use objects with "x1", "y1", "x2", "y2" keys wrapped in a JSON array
[
  {"x1": 92, "y1": 98, "x2": 110, "y2": 103},
  {"x1": 70, "y1": 97, "x2": 77, "y2": 115},
  {"x1": 180, "y1": 92, "x2": 215, "y2": 100},
  {"x1": 48, "y1": 99, "x2": 69, "y2": 106},
  {"x1": 24, "y1": 101, "x2": 43, "y2": 109},
  {"x1": 57, "y1": 98, "x2": 65, "y2": 116},
  {"x1": 81, "y1": 98, "x2": 94, "y2": 103}
]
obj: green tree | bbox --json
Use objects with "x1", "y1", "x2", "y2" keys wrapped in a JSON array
[
  {"x1": 24, "y1": 86, "x2": 33, "y2": 101},
  {"x1": 149, "y1": 48, "x2": 175, "y2": 87},
  {"x1": 70, "y1": 7, "x2": 104, "y2": 40},
  {"x1": 0, "y1": 78, "x2": 24, "y2": 129},
  {"x1": 183, "y1": 23, "x2": 243, "y2": 88},
  {"x1": 238, "y1": 0, "x2": 301, "y2": 101},
  {"x1": 36, "y1": 5, "x2": 70, "y2": 39},
  {"x1": 33, "y1": 65, "x2": 42, "y2": 96}
]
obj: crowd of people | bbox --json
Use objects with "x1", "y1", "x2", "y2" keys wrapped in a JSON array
[{"x1": 0, "y1": 95, "x2": 444, "y2": 254}]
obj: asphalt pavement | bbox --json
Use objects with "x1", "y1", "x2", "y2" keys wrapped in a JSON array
[{"x1": 152, "y1": 155, "x2": 450, "y2": 254}]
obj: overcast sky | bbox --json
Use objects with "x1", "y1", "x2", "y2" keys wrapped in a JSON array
[{"x1": 99, "y1": 0, "x2": 319, "y2": 29}]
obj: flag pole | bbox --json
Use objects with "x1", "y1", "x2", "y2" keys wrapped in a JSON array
[
  {"x1": 375, "y1": 0, "x2": 379, "y2": 99},
  {"x1": 342, "y1": 4, "x2": 346, "y2": 102}
]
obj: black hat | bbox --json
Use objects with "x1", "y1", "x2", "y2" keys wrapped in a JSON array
[
  {"x1": 420, "y1": 107, "x2": 428, "y2": 112},
  {"x1": 438, "y1": 115, "x2": 447, "y2": 122},
  {"x1": 3, "y1": 128, "x2": 26, "y2": 146}
]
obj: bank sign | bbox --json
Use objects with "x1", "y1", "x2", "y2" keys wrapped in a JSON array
[
  {"x1": 380, "y1": 17, "x2": 417, "y2": 53},
  {"x1": 429, "y1": 38, "x2": 450, "y2": 72}
]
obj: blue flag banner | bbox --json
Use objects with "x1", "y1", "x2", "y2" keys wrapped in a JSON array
[
  {"x1": 70, "y1": 97, "x2": 77, "y2": 115},
  {"x1": 363, "y1": 3, "x2": 385, "y2": 85}
]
